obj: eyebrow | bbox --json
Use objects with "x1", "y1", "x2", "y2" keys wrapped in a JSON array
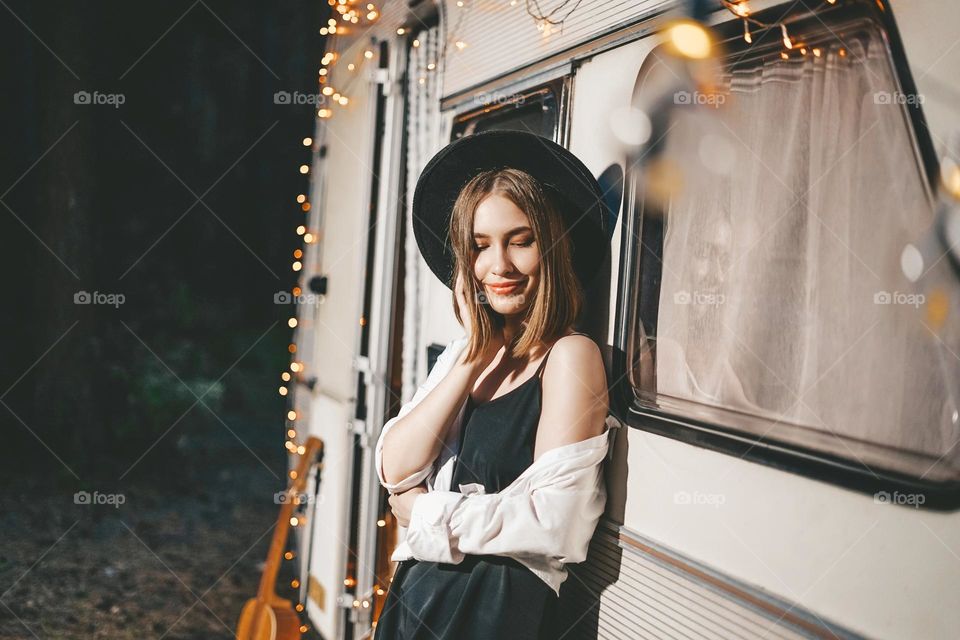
[{"x1": 473, "y1": 226, "x2": 532, "y2": 239}]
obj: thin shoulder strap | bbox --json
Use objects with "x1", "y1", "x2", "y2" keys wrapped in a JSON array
[{"x1": 534, "y1": 331, "x2": 590, "y2": 377}]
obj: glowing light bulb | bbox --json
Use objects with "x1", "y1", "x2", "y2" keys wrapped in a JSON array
[
  {"x1": 781, "y1": 23, "x2": 793, "y2": 49},
  {"x1": 942, "y1": 158, "x2": 960, "y2": 199},
  {"x1": 665, "y1": 20, "x2": 711, "y2": 59}
]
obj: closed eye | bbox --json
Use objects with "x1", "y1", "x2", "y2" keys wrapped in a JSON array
[{"x1": 473, "y1": 240, "x2": 534, "y2": 251}]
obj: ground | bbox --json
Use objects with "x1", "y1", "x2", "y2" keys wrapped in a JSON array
[{"x1": 0, "y1": 415, "x2": 321, "y2": 640}]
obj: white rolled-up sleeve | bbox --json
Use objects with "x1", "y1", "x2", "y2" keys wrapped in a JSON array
[
  {"x1": 403, "y1": 453, "x2": 606, "y2": 566},
  {"x1": 375, "y1": 336, "x2": 468, "y2": 494}
]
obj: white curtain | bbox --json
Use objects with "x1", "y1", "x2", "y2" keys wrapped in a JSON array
[{"x1": 652, "y1": 29, "x2": 960, "y2": 473}]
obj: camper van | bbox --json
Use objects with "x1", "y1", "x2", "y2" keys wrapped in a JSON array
[{"x1": 287, "y1": 0, "x2": 960, "y2": 638}]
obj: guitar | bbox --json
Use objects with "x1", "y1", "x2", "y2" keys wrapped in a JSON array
[{"x1": 237, "y1": 436, "x2": 323, "y2": 640}]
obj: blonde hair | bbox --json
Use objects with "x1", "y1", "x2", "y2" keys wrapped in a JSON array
[{"x1": 449, "y1": 168, "x2": 583, "y2": 361}]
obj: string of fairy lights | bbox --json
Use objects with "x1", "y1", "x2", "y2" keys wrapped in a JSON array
[
  {"x1": 721, "y1": 0, "x2": 844, "y2": 58},
  {"x1": 275, "y1": 0, "x2": 851, "y2": 629}
]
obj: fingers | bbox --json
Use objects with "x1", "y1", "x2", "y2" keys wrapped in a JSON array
[{"x1": 387, "y1": 497, "x2": 407, "y2": 527}]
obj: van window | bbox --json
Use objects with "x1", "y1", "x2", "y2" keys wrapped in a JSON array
[
  {"x1": 452, "y1": 82, "x2": 561, "y2": 141},
  {"x1": 627, "y1": 18, "x2": 960, "y2": 485}
]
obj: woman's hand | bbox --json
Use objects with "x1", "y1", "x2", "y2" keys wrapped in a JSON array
[
  {"x1": 454, "y1": 271, "x2": 474, "y2": 336},
  {"x1": 454, "y1": 272, "x2": 504, "y2": 371},
  {"x1": 388, "y1": 485, "x2": 429, "y2": 527}
]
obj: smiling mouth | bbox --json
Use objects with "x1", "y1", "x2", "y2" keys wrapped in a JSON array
[{"x1": 487, "y1": 279, "x2": 525, "y2": 294}]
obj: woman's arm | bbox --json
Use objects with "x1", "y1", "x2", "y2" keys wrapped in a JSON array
[
  {"x1": 401, "y1": 432, "x2": 610, "y2": 564},
  {"x1": 377, "y1": 338, "x2": 487, "y2": 490},
  {"x1": 533, "y1": 334, "x2": 609, "y2": 460}
]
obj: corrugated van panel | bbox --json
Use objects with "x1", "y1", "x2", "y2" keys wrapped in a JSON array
[
  {"x1": 551, "y1": 519, "x2": 864, "y2": 640},
  {"x1": 439, "y1": 0, "x2": 668, "y2": 99}
]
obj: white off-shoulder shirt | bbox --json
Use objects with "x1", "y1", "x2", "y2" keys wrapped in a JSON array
[{"x1": 375, "y1": 334, "x2": 621, "y2": 596}]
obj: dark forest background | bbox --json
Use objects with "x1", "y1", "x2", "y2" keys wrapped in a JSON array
[
  {"x1": 0, "y1": 2, "x2": 331, "y2": 637},
  {"x1": 0, "y1": 0, "x2": 327, "y2": 480}
]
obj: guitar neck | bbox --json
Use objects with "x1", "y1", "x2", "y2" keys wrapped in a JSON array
[{"x1": 256, "y1": 437, "x2": 323, "y2": 602}]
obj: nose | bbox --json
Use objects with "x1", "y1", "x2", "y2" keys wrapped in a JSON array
[{"x1": 490, "y1": 244, "x2": 515, "y2": 276}]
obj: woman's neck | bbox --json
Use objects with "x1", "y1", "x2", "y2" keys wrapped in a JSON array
[{"x1": 501, "y1": 314, "x2": 526, "y2": 346}]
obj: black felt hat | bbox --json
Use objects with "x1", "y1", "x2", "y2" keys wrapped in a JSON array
[{"x1": 411, "y1": 130, "x2": 610, "y2": 290}]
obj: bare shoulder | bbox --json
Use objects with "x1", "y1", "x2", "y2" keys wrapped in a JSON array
[
  {"x1": 551, "y1": 333, "x2": 603, "y2": 361},
  {"x1": 534, "y1": 334, "x2": 609, "y2": 457},
  {"x1": 546, "y1": 334, "x2": 606, "y2": 385}
]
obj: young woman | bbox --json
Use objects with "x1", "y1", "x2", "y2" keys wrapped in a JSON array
[{"x1": 374, "y1": 130, "x2": 613, "y2": 640}]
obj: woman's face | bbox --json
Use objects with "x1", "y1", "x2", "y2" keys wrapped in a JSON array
[{"x1": 471, "y1": 193, "x2": 541, "y2": 316}]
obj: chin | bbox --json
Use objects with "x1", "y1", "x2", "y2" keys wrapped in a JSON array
[{"x1": 494, "y1": 299, "x2": 531, "y2": 316}]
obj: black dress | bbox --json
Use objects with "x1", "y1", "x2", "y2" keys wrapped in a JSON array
[{"x1": 374, "y1": 342, "x2": 565, "y2": 640}]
